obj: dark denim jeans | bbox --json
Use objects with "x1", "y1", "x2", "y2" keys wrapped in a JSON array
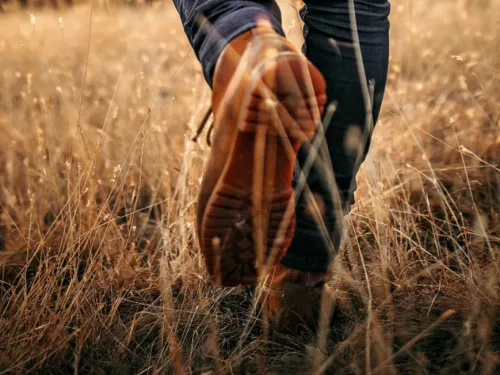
[{"x1": 173, "y1": 0, "x2": 391, "y2": 272}]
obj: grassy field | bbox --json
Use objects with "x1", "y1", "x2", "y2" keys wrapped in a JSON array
[{"x1": 0, "y1": 1, "x2": 499, "y2": 374}]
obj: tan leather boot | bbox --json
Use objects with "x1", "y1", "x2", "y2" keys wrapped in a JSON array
[
  {"x1": 265, "y1": 264, "x2": 333, "y2": 335},
  {"x1": 197, "y1": 26, "x2": 327, "y2": 287}
]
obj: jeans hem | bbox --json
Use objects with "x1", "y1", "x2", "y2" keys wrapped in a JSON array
[{"x1": 198, "y1": 6, "x2": 285, "y2": 86}]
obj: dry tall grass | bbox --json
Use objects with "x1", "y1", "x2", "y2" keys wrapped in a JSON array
[{"x1": 0, "y1": 1, "x2": 499, "y2": 374}]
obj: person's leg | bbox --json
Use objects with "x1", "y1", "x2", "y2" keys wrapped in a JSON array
[
  {"x1": 268, "y1": 0, "x2": 390, "y2": 334},
  {"x1": 172, "y1": 0, "x2": 284, "y2": 86},
  {"x1": 276, "y1": 0, "x2": 390, "y2": 303},
  {"x1": 174, "y1": 1, "x2": 328, "y2": 287}
]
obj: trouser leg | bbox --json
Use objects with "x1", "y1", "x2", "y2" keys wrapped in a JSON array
[
  {"x1": 173, "y1": 0, "x2": 284, "y2": 86},
  {"x1": 280, "y1": 0, "x2": 391, "y2": 272}
]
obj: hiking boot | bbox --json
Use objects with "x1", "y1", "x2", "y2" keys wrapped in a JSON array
[
  {"x1": 197, "y1": 25, "x2": 327, "y2": 287},
  {"x1": 265, "y1": 264, "x2": 333, "y2": 335}
]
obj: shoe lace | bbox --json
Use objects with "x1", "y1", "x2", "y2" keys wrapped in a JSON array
[{"x1": 192, "y1": 106, "x2": 214, "y2": 146}]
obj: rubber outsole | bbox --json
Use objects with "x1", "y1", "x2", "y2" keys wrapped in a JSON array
[{"x1": 201, "y1": 56, "x2": 327, "y2": 287}]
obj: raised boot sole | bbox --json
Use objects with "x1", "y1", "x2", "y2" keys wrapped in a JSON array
[{"x1": 201, "y1": 56, "x2": 327, "y2": 286}]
